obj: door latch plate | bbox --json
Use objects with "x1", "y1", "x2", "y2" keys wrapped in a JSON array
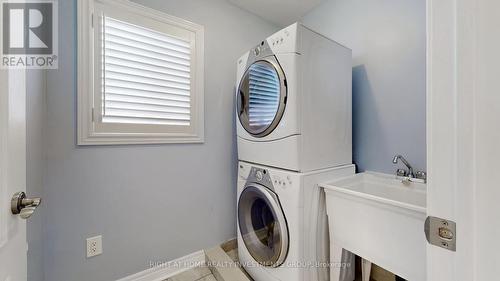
[{"x1": 425, "y1": 216, "x2": 456, "y2": 251}]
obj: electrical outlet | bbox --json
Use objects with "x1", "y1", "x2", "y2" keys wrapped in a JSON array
[{"x1": 86, "y1": 235, "x2": 102, "y2": 258}]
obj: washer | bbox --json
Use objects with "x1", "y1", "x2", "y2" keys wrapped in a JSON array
[
  {"x1": 236, "y1": 23, "x2": 352, "y2": 172},
  {"x1": 237, "y1": 161, "x2": 355, "y2": 281}
]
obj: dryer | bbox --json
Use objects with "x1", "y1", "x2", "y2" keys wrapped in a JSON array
[
  {"x1": 236, "y1": 161, "x2": 355, "y2": 281},
  {"x1": 236, "y1": 23, "x2": 352, "y2": 172}
]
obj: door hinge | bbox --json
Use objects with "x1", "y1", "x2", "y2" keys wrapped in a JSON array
[
  {"x1": 91, "y1": 108, "x2": 95, "y2": 122},
  {"x1": 425, "y1": 216, "x2": 456, "y2": 251},
  {"x1": 91, "y1": 13, "x2": 94, "y2": 28}
]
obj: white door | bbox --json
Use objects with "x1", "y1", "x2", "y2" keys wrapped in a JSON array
[
  {"x1": 427, "y1": 0, "x2": 500, "y2": 280},
  {"x1": 0, "y1": 68, "x2": 28, "y2": 281}
]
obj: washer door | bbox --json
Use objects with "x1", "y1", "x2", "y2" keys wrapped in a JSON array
[
  {"x1": 238, "y1": 184, "x2": 289, "y2": 267},
  {"x1": 237, "y1": 57, "x2": 287, "y2": 137}
]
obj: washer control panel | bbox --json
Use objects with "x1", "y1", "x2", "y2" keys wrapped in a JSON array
[
  {"x1": 247, "y1": 167, "x2": 273, "y2": 190},
  {"x1": 272, "y1": 175, "x2": 293, "y2": 189},
  {"x1": 239, "y1": 163, "x2": 294, "y2": 191},
  {"x1": 238, "y1": 163, "x2": 250, "y2": 179},
  {"x1": 255, "y1": 170, "x2": 264, "y2": 181}
]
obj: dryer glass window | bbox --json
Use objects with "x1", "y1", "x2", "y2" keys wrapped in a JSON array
[
  {"x1": 238, "y1": 185, "x2": 288, "y2": 267},
  {"x1": 247, "y1": 63, "x2": 280, "y2": 130},
  {"x1": 238, "y1": 59, "x2": 286, "y2": 137}
]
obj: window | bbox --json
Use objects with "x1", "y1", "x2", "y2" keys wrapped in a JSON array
[{"x1": 78, "y1": 0, "x2": 204, "y2": 145}]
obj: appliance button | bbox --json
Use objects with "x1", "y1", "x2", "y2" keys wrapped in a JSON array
[
  {"x1": 255, "y1": 170, "x2": 263, "y2": 181},
  {"x1": 254, "y1": 46, "x2": 261, "y2": 56}
]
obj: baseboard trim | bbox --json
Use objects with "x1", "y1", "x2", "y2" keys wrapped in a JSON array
[{"x1": 116, "y1": 250, "x2": 206, "y2": 281}]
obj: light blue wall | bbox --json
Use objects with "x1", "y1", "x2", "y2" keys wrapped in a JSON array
[
  {"x1": 303, "y1": 0, "x2": 427, "y2": 173},
  {"x1": 28, "y1": 1, "x2": 425, "y2": 280},
  {"x1": 38, "y1": 1, "x2": 278, "y2": 280}
]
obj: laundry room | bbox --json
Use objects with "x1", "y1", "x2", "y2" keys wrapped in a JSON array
[{"x1": 3, "y1": 0, "x2": 498, "y2": 281}]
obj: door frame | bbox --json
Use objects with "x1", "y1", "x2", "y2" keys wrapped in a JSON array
[
  {"x1": 426, "y1": 0, "x2": 476, "y2": 280},
  {"x1": 0, "y1": 67, "x2": 28, "y2": 280}
]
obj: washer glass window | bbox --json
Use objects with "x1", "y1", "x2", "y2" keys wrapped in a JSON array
[
  {"x1": 237, "y1": 58, "x2": 287, "y2": 137},
  {"x1": 238, "y1": 185, "x2": 288, "y2": 267}
]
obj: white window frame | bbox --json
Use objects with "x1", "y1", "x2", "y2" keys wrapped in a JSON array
[{"x1": 77, "y1": 0, "x2": 204, "y2": 145}]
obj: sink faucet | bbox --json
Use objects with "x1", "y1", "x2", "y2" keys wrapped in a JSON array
[{"x1": 392, "y1": 155, "x2": 415, "y2": 178}]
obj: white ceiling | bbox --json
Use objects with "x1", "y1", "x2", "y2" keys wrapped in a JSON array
[{"x1": 228, "y1": 0, "x2": 324, "y2": 26}]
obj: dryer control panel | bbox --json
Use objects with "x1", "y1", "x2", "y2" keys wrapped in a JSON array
[{"x1": 266, "y1": 23, "x2": 298, "y2": 54}]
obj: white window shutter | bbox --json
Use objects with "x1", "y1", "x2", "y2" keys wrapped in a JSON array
[
  {"x1": 102, "y1": 17, "x2": 192, "y2": 126},
  {"x1": 77, "y1": 0, "x2": 204, "y2": 145}
]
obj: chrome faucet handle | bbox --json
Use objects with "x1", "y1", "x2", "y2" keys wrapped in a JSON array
[
  {"x1": 416, "y1": 171, "x2": 427, "y2": 181},
  {"x1": 396, "y1": 169, "x2": 408, "y2": 177}
]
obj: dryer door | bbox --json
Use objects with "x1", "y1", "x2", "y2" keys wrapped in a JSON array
[
  {"x1": 238, "y1": 184, "x2": 289, "y2": 267},
  {"x1": 237, "y1": 57, "x2": 287, "y2": 137}
]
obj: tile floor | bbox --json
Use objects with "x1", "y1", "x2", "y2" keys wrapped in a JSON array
[
  {"x1": 165, "y1": 240, "x2": 248, "y2": 281},
  {"x1": 164, "y1": 241, "x2": 397, "y2": 281},
  {"x1": 164, "y1": 266, "x2": 217, "y2": 281}
]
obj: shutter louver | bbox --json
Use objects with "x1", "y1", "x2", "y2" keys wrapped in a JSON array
[
  {"x1": 247, "y1": 63, "x2": 280, "y2": 128},
  {"x1": 102, "y1": 17, "x2": 192, "y2": 126}
]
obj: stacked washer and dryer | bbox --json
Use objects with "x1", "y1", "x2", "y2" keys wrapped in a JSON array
[{"x1": 235, "y1": 23, "x2": 355, "y2": 281}]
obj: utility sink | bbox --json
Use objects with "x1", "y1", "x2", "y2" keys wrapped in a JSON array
[{"x1": 320, "y1": 172, "x2": 427, "y2": 281}]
